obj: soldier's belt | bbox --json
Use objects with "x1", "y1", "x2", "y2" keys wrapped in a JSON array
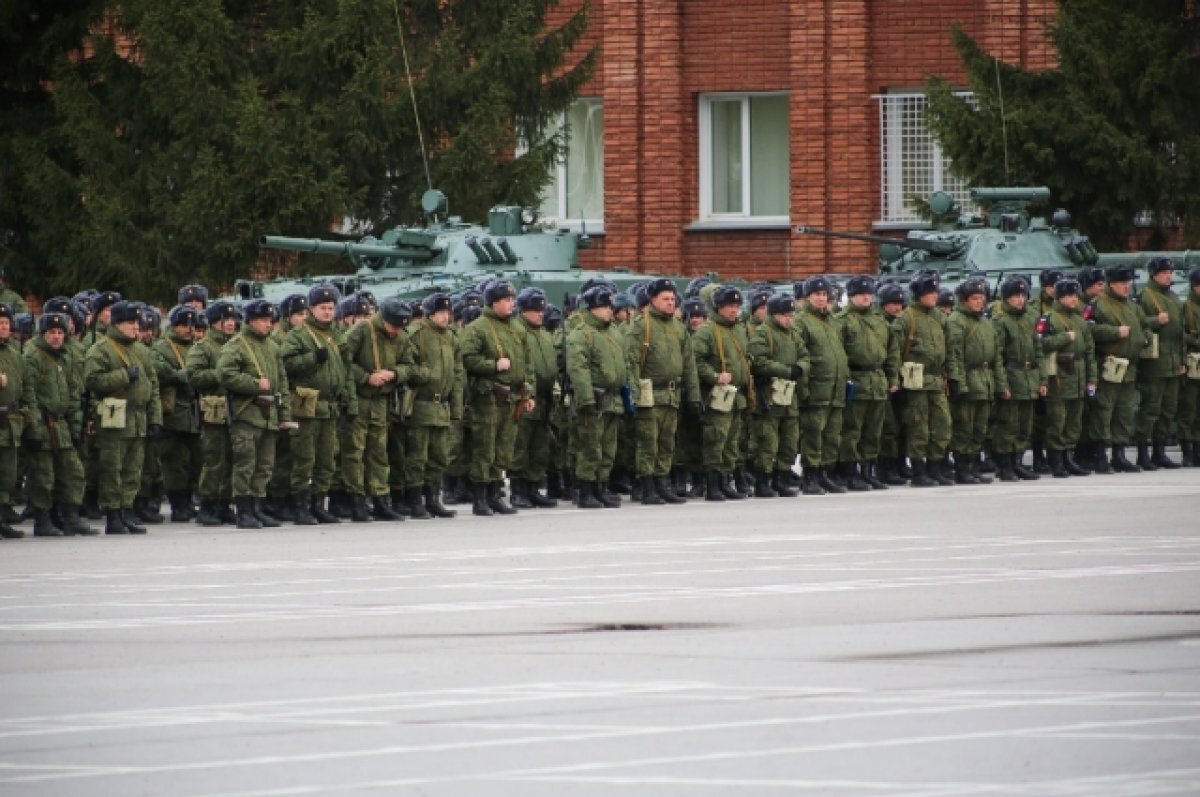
[
  {"x1": 1006, "y1": 361, "x2": 1039, "y2": 370},
  {"x1": 416, "y1": 393, "x2": 447, "y2": 404},
  {"x1": 849, "y1": 367, "x2": 882, "y2": 376},
  {"x1": 967, "y1": 362, "x2": 992, "y2": 370},
  {"x1": 651, "y1": 380, "x2": 677, "y2": 391}
]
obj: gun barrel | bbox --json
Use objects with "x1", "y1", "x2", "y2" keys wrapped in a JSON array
[
  {"x1": 796, "y1": 226, "x2": 949, "y2": 254},
  {"x1": 258, "y1": 236, "x2": 433, "y2": 261}
]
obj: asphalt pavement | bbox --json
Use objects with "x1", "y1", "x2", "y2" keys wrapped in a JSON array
[{"x1": 1, "y1": 469, "x2": 1199, "y2": 796}]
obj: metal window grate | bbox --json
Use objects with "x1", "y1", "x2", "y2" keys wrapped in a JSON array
[{"x1": 874, "y1": 92, "x2": 976, "y2": 224}]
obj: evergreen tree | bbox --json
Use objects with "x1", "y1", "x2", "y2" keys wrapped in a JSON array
[
  {"x1": 0, "y1": 0, "x2": 595, "y2": 301},
  {"x1": 925, "y1": 1, "x2": 1200, "y2": 249}
]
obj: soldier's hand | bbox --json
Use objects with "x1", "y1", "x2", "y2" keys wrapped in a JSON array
[
  {"x1": 1086, "y1": 383, "x2": 1097, "y2": 397},
  {"x1": 175, "y1": 368, "x2": 189, "y2": 383},
  {"x1": 888, "y1": 384, "x2": 899, "y2": 394},
  {"x1": 1158, "y1": 311, "x2": 1169, "y2": 325},
  {"x1": 367, "y1": 371, "x2": 391, "y2": 387},
  {"x1": 1038, "y1": 385, "x2": 1048, "y2": 397},
  {"x1": 314, "y1": 348, "x2": 329, "y2": 364},
  {"x1": 525, "y1": 398, "x2": 536, "y2": 413},
  {"x1": 1118, "y1": 325, "x2": 1130, "y2": 339},
  {"x1": 1067, "y1": 330, "x2": 1076, "y2": 341},
  {"x1": 496, "y1": 357, "x2": 511, "y2": 373},
  {"x1": 1180, "y1": 364, "x2": 1188, "y2": 376},
  {"x1": 717, "y1": 371, "x2": 732, "y2": 385},
  {"x1": 126, "y1": 366, "x2": 140, "y2": 382},
  {"x1": 999, "y1": 389, "x2": 1012, "y2": 400},
  {"x1": 789, "y1": 365, "x2": 804, "y2": 381},
  {"x1": 0, "y1": 373, "x2": 7, "y2": 388},
  {"x1": 258, "y1": 377, "x2": 271, "y2": 392}
]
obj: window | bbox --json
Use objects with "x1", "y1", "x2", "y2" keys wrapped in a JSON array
[
  {"x1": 699, "y1": 93, "x2": 790, "y2": 222},
  {"x1": 539, "y1": 98, "x2": 604, "y2": 231},
  {"x1": 875, "y1": 92, "x2": 976, "y2": 226}
]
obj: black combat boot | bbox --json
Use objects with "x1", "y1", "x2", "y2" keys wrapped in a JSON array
[
  {"x1": 930, "y1": 459, "x2": 955, "y2": 486},
  {"x1": 1151, "y1": 441, "x2": 1180, "y2": 469},
  {"x1": 688, "y1": 472, "x2": 707, "y2": 499},
  {"x1": 608, "y1": 469, "x2": 633, "y2": 495},
  {"x1": 861, "y1": 462, "x2": 888, "y2": 490},
  {"x1": 1111, "y1": 445, "x2": 1141, "y2": 473},
  {"x1": 82, "y1": 490, "x2": 103, "y2": 520},
  {"x1": 371, "y1": 495, "x2": 404, "y2": 521},
  {"x1": 472, "y1": 483, "x2": 494, "y2": 516},
  {"x1": 655, "y1": 475, "x2": 686, "y2": 504},
  {"x1": 818, "y1": 467, "x2": 847, "y2": 494},
  {"x1": 1048, "y1": 449, "x2": 1070, "y2": 479},
  {"x1": 800, "y1": 468, "x2": 826, "y2": 496},
  {"x1": 971, "y1": 456, "x2": 992, "y2": 484},
  {"x1": 167, "y1": 491, "x2": 193, "y2": 522},
  {"x1": 596, "y1": 480, "x2": 622, "y2": 508},
  {"x1": 253, "y1": 499, "x2": 281, "y2": 527},
  {"x1": 310, "y1": 493, "x2": 340, "y2": 523},
  {"x1": 576, "y1": 481, "x2": 603, "y2": 509},
  {"x1": 671, "y1": 468, "x2": 689, "y2": 498},
  {"x1": 732, "y1": 469, "x2": 752, "y2": 497},
  {"x1": 996, "y1": 452, "x2": 1018, "y2": 482},
  {"x1": 843, "y1": 462, "x2": 870, "y2": 492},
  {"x1": 528, "y1": 480, "x2": 557, "y2": 508},
  {"x1": 487, "y1": 482, "x2": 518, "y2": 514},
  {"x1": 33, "y1": 509, "x2": 64, "y2": 537},
  {"x1": 406, "y1": 487, "x2": 431, "y2": 519},
  {"x1": 705, "y1": 471, "x2": 726, "y2": 502},
  {"x1": 640, "y1": 475, "x2": 665, "y2": 505},
  {"x1": 134, "y1": 496, "x2": 164, "y2": 524},
  {"x1": 880, "y1": 458, "x2": 907, "y2": 485},
  {"x1": 218, "y1": 502, "x2": 237, "y2": 525},
  {"x1": 1064, "y1": 450, "x2": 1091, "y2": 476},
  {"x1": 721, "y1": 472, "x2": 745, "y2": 500},
  {"x1": 896, "y1": 457, "x2": 913, "y2": 479},
  {"x1": 1136, "y1": 441, "x2": 1157, "y2": 471},
  {"x1": 630, "y1": 477, "x2": 643, "y2": 502},
  {"x1": 773, "y1": 470, "x2": 799, "y2": 497},
  {"x1": 508, "y1": 477, "x2": 533, "y2": 509},
  {"x1": 978, "y1": 450, "x2": 997, "y2": 474},
  {"x1": 423, "y1": 485, "x2": 456, "y2": 518},
  {"x1": 234, "y1": 496, "x2": 262, "y2": 529},
  {"x1": 291, "y1": 492, "x2": 318, "y2": 525},
  {"x1": 545, "y1": 471, "x2": 564, "y2": 500},
  {"x1": 328, "y1": 489, "x2": 353, "y2": 519},
  {"x1": 0, "y1": 520, "x2": 22, "y2": 538},
  {"x1": 195, "y1": 498, "x2": 221, "y2": 526},
  {"x1": 909, "y1": 459, "x2": 937, "y2": 488},
  {"x1": 349, "y1": 494, "x2": 373, "y2": 522},
  {"x1": 104, "y1": 509, "x2": 129, "y2": 535},
  {"x1": 271, "y1": 495, "x2": 296, "y2": 522},
  {"x1": 754, "y1": 471, "x2": 779, "y2": 498},
  {"x1": 0, "y1": 504, "x2": 22, "y2": 525},
  {"x1": 388, "y1": 488, "x2": 411, "y2": 516},
  {"x1": 452, "y1": 477, "x2": 475, "y2": 505},
  {"x1": 1012, "y1": 452, "x2": 1040, "y2": 481},
  {"x1": 1181, "y1": 441, "x2": 1197, "y2": 467},
  {"x1": 1032, "y1": 448, "x2": 1050, "y2": 474},
  {"x1": 1090, "y1": 442, "x2": 1113, "y2": 474},
  {"x1": 120, "y1": 507, "x2": 146, "y2": 534},
  {"x1": 60, "y1": 505, "x2": 98, "y2": 536}
]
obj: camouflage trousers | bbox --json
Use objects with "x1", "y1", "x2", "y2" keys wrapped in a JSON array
[
  {"x1": 26, "y1": 445, "x2": 86, "y2": 510},
  {"x1": 879, "y1": 397, "x2": 901, "y2": 459},
  {"x1": 230, "y1": 423, "x2": 277, "y2": 498},
  {"x1": 992, "y1": 398, "x2": 1036, "y2": 455},
  {"x1": 901, "y1": 390, "x2": 952, "y2": 460},
  {"x1": 197, "y1": 423, "x2": 232, "y2": 500},
  {"x1": 950, "y1": 398, "x2": 992, "y2": 456},
  {"x1": 635, "y1": 406, "x2": 678, "y2": 477},
  {"x1": 574, "y1": 409, "x2": 620, "y2": 483},
  {"x1": 1087, "y1": 379, "x2": 1137, "y2": 445},
  {"x1": 138, "y1": 438, "x2": 160, "y2": 499},
  {"x1": 1045, "y1": 399, "x2": 1086, "y2": 452},
  {"x1": 799, "y1": 404, "x2": 843, "y2": 468},
  {"x1": 469, "y1": 398, "x2": 518, "y2": 484},
  {"x1": 268, "y1": 430, "x2": 292, "y2": 499},
  {"x1": 752, "y1": 413, "x2": 799, "y2": 473},
  {"x1": 0, "y1": 444, "x2": 16, "y2": 507},
  {"x1": 290, "y1": 416, "x2": 339, "y2": 493},
  {"x1": 341, "y1": 399, "x2": 390, "y2": 497},
  {"x1": 94, "y1": 432, "x2": 145, "y2": 509},
  {"x1": 701, "y1": 409, "x2": 744, "y2": 473},
  {"x1": 403, "y1": 424, "x2": 449, "y2": 488},
  {"x1": 672, "y1": 412, "x2": 703, "y2": 473},
  {"x1": 157, "y1": 431, "x2": 201, "y2": 494},
  {"x1": 1135, "y1": 374, "x2": 1180, "y2": 442},
  {"x1": 840, "y1": 399, "x2": 887, "y2": 463},
  {"x1": 511, "y1": 415, "x2": 552, "y2": 482}
]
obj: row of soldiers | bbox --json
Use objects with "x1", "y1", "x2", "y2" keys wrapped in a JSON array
[{"x1": 1, "y1": 258, "x2": 1197, "y2": 537}]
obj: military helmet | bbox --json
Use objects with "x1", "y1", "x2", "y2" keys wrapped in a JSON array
[
  {"x1": 1078, "y1": 266, "x2": 1105, "y2": 290},
  {"x1": 909, "y1": 274, "x2": 940, "y2": 298},
  {"x1": 713, "y1": 285, "x2": 743, "y2": 308},
  {"x1": 1146, "y1": 256, "x2": 1175, "y2": 276},
  {"x1": 419, "y1": 293, "x2": 450, "y2": 318},
  {"x1": 1055, "y1": 278, "x2": 1082, "y2": 299},
  {"x1": 242, "y1": 299, "x2": 275, "y2": 320},
  {"x1": 205, "y1": 300, "x2": 238, "y2": 325},
  {"x1": 876, "y1": 283, "x2": 906, "y2": 306},
  {"x1": 955, "y1": 277, "x2": 989, "y2": 301},
  {"x1": 1105, "y1": 264, "x2": 1136, "y2": 283},
  {"x1": 38, "y1": 312, "x2": 71, "y2": 334},
  {"x1": 581, "y1": 286, "x2": 615, "y2": 310},
  {"x1": 307, "y1": 283, "x2": 341, "y2": 307},
  {"x1": 767, "y1": 295, "x2": 796, "y2": 315},
  {"x1": 279, "y1": 294, "x2": 308, "y2": 318},
  {"x1": 516, "y1": 287, "x2": 547, "y2": 312},
  {"x1": 483, "y1": 279, "x2": 517, "y2": 305},
  {"x1": 1039, "y1": 267, "x2": 1065, "y2": 287},
  {"x1": 845, "y1": 275, "x2": 876, "y2": 297},
  {"x1": 168, "y1": 305, "x2": 200, "y2": 328},
  {"x1": 177, "y1": 284, "x2": 209, "y2": 307},
  {"x1": 999, "y1": 275, "x2": 1030, "y2": 299},
  {"x1": 802, "y1": 276, "x2": 833, "y2": 298}
]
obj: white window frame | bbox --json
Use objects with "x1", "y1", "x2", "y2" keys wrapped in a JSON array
[
  {"x1": 698, "y1": 92, "x2": 790, "y2": 225},
  {"x1": 540, "y1": 98, "x2": 605, "y2": 234},
  {"x1": 873, "y1": 91, "x2": 977, "y2": 228}
]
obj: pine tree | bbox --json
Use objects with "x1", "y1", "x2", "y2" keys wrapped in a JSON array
[
  {"x1": 0, "y1": 0, "x2": 595, "y2": 301},
  {"x1": 925, "y1": 1, "x2": 1200, "y2": 249}
]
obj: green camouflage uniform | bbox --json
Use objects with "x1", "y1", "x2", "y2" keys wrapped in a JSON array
[
  {"x1": 1087, "y1": 287, "x2": 1151, "y2": 445},
  {"x1": 1041, "y1": 300, "x2": 1097, "y2": 452},
  {"x1": 341, "y1": 316, "x2": 413, "y2": 498},
  {"x1": 281, "y1": 317, "x2": 355, "y2": 495},
  {"x1": 187, "y1": 329, "x2": 232, "y2": 503},
  {"x1": 218, "y1": 327, "x2": 290, "y2": 498},
  {"x1": 795, "y1": 303, "x2": 849, "y2": 468},
  {"x1": 511, "y1": 315, "x2": 558, "y2": 485},
  {"x1": 889, "y1": 303, "x2": 952, "y2": 461},
  {"x1": 403, "y1": 320, "x2": 463, "y2": 488},
  {"x1": 23, "y1": 336, "x2": 86, "y2": 510},
  {"x1": 1135, "y1": 280, "x2": 1186, "y2": 442},
  {"x1": 151, "y1": 331, "x2": 200, "y2": 497},
  {"x1": 836, "y1": 304, "x2": 890, "y2": 464},
  {"x1": 749, "y1": 315, "x2": 808, "y2": 474},
  {"x1": 566, "y1": 309, "x2": 629, "y2": 483},
  {"x1": 946, "y1": 304, "x2": 1002, "y2": 459},
  {"x1": 1179, "y1": 290, "x2": 1200, "y2": 445},
  {"x1": 459, "y1": 308, "x2": 532, "y2": 485},
  {"x1": 992, "y1": 301, "x2": 1046, "y2": 455},
  {"x1": 627, "y1": 308, "x2": 700, "y2": 477},
  {"x1": 692, "y1": 314, "x2": 753, "y2": 474},
  {"x1": 0, "y1": 334, "x2": 36, "y2": 509}
]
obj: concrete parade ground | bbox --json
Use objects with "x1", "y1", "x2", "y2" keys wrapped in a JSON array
[{"x1": 1, "y1": 469, "x2": 1198, "y2": 796}]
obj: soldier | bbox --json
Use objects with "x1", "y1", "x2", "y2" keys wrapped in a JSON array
[
  {"x1": 1038, "y1": 278, "x2": 1098, "y2": 478},
  {"x1": 835, "y1": 275, "x2": 891, "y2": 491},
  {"x1": 0, "y1": 269, "x2": 28, "y2": 314},
  {"x1": 508, "y1": 288, "x2": 559, "y2": 509},
  {"x1": 152, "y1": 306, "x2": 202, "y2": 521},
  {"x1": 402, "y1": 293, "x2": 462, "y2": 519},
  {"x1": 936, "y1": 289, "x2": 955, "y2": 316},
  {"x1": 264, "y1": 293, "x2": 308, "y2": 521},
  {"x1": 992, "y1": 275, "x2": 1047, "y2": 481},
  {"x1": 946, "y1": 277, "x2": 1002, "y2": 484},
  {"x1": 1034, "y1": 268, "x2": 1064, "y2": 316},
  {"x1": 23, "y1": 312, "x2": 97, "y2": 536},
  {"x1": 748, "y1": 294, "x2": 807, "y2": 498},
  {"x1": 794, "y1": 277, "x2": 851, "y2": 495},
  {"x1": 1134, "y1": 256, "x2": 1186, "y2": 469},
  {"x1": 132, "y1": 306, "x2": 167, "y2": 524},
  {"x1": 672, "y1": 297, "x2": 709, "y2": 497},
  {"x1": 0, "y1": 304, "x2": 35, "y2": 537},
  {"x1": 627, "y1": 279, "x2": 701, "y2": 503},
  {"x1": 1180, "y1": 267, "x2": 1200, "y2": 467},
  {"x1": 692, "y1": 285, "x2": 754, "y2": 501},
  {"x1": 874, "y1": 283, "x2": 909, "y2": 486},
  {"x1": 458, "y1": 279, "x2": 533, "y2": 517},
  {"x1": 217, "y1": 299, "x2": 291, "y2": 529},
  {"x1": 889, "y1": 274, "x2": 953, "y2": 487},
  {"x1": 83, "y1": 301, "x2": 163, "y2": 534},
  {"x1": 566, "y1": 286, "x2": 630, "y2": 508},
  {"x1": 340, "y1": 296, "x2": 410, "y2": 521},
  {"x1": 178, "y1": 284, "x2": 209, "y2": 311},
  {"x1": 188, "y1": 301, "x2": 238, "y2": 526},
  {"x1": 1086, "y1": 264, "x2": 1151, "y2": 473}
]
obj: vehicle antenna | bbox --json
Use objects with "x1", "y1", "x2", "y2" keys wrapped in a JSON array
[
  {"x1": 393, "y1": 0, "x2": 433, "y2": 192},
  {"x1": 995, "y1": 57, "x2": 1010, "y2": 186}
]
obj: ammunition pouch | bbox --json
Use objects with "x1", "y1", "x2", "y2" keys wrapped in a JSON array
[
  {"x1": 389, "y1": 387, "x2": 417, "y2": 422},
  {"x1": 199, "y1": 395, "x2": 228, "y2": 425},
  {"x1": 592, "y1": 387, "x2": 608, "y2": 406},
  {"x1": 769, "y1": 377, "x2": 796, "y2": 407},
  {"x1": 635, "y1": 378, "x2": 655, "y2": 408},
  {"x1": 161, "y1": 386, "x2": 177, "y2": 415},
  {"x1": 98, "y1": 397, "x2": 128, "y2": 430},
  {"x1": 900, "y1": 361, "x2": 925, "y2": 390},
  {"x1": 291, "y1": 386, "x2": 320, "y2": 419},
  {"x1": 490, "y1": 383, "x2": 513, "y2": 402},
  {"x1": 1187, "y1": 352, "x2": 1200, "y2": 380},
  {"x1": 1101, "y1": 355, "x2": 1130, "y2": 384},
  {"x1": 707, "y1": 384, "x2": 738, "y2": 413},
  {"x1": 253, "y1": 395, "x2": 276, "y2": 420},
  {"x1": 1140, "y1": 332, "x2": 1159, "y2": 360}
]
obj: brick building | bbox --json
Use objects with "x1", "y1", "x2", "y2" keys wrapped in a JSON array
[{"x1": 541, "y1": 0, "x2": 1058, "y2": 282}]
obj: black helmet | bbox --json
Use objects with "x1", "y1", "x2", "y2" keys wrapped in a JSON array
[
  {"x1": 876, "y1": 283, "x2": 906, "y2": 305},
  {"x1": 802, "y1": 276, "x2": 833, "y2": 298},
  {"x1": 999, "y1": 275, "x2": 1029, "y2": 300},
  {"x1": 516, "y1": 287, "x2": 547, "y2": 313},
  {"x1": 1055, "y1": 279, "x2": 1082, "y2": 299}
]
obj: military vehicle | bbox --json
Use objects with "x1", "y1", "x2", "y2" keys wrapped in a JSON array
[
  {"x1": 798, "y1": 186, "x2": 1198, "y2": 291},
  {"x1": 233, "y1": 189, "x2": 680, "y2": 307}
]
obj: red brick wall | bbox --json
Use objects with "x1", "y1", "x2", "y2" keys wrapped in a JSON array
[{"x1": 553, "y1": 0, "x2": 1059, "y2": 279}]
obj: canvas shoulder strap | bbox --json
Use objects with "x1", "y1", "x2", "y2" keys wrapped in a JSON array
[
  {"x1": 165, "y1": 338, "x2": 187, "y2": 369},
  {"x1": 902, "y1": 308, "x2": 918, "y2": 361},
  {"x1": 639, "y1": 314, "x2": 653, "y2": 371},
  {"x1": 237, "y1": 336, "x2": 266, "y2": 379}
]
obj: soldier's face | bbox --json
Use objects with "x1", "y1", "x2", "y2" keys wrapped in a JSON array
[
  {"x1": 288, "y1": 312, "x2": 306, "y2": 327},
  {"x1": 650, "y1": 292, "x2": 676, "y2": 315},
  {"x1": 1060, "y1": 294, "x2": 1079, "y2": 310},
  {"x1": 881, "y1": 301, "x2": 903, "y2": 316},
  {"x1": 0, "y1": 318, "x2": 10, "y2": 339},
  {"x1": 918, "y1": 292, "x2": 938, "y2": 309},
  {"x1": 687, "y1": 315, "x2": 705, "y2": 331},
  {"x1": 717, "y1": 303, "x2": 740, "y2": 322},
  {"x1": 185, "y1": 300, "x2": 205, "y2": 311},
  {"x1": 850, "y1": 293, "x2": 873, "y2": 309},
  {"x1": 1006, "y1": 294, "x2": 1027, "y2": 311},
  {"x1": 1086, "y1": 283, "x2": 1103, "y2": 298},
  {"x1": 115, "y1": 320, "x2": 139, "y2": 338},
  {"x1": 218, "y1": 318, "x2": 237, "y2": 335},
  {"x1": 248, "y1": 317, "x2": 273, "y2": 335},
  {"x1": 521, "y1": 309, "x2": 545, "y2": 327},
  {"x1": 773, "y1": 313, "x2": 794, "y2": 329},
  {"x1": 753, "y1": 306, "x2": 767, "y2": 321},
  {"x1": 1109, "y1": 280, "x2": 1132, "y2": 298},
  {"x1": 98, "y1": 308, "x2": 112, "y2": 326},
  {"x1": 590, "y1": 306, "x2": 614, "y2": 322},
  {"x1": 614, "y1": 308, "x2": 631, "y2": 323},
  {"x1": 1153, "y1": 270, "x2": 1173, "y2": 287},
  {"x1": 311, "y1": 302, "x2": 336, "y2": 323},
  {"x1": 807, "y1": 291, "x2": 829, "y2": 311},
  {"x1": 965, "y1": 294, "x2": 985, "y2": 312},
  {"x1": 492, "y1": 297, "x2": 515, "y2": 318},
  {"x1": 173, "y1": 324, "x2": 193, "y2": 341},
  {"x1": 43, "y1": 329, "x2": 65, "y2": 348},
  {"x1": 429, "y1": 309, "x2": 451, "y2": 329}
]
